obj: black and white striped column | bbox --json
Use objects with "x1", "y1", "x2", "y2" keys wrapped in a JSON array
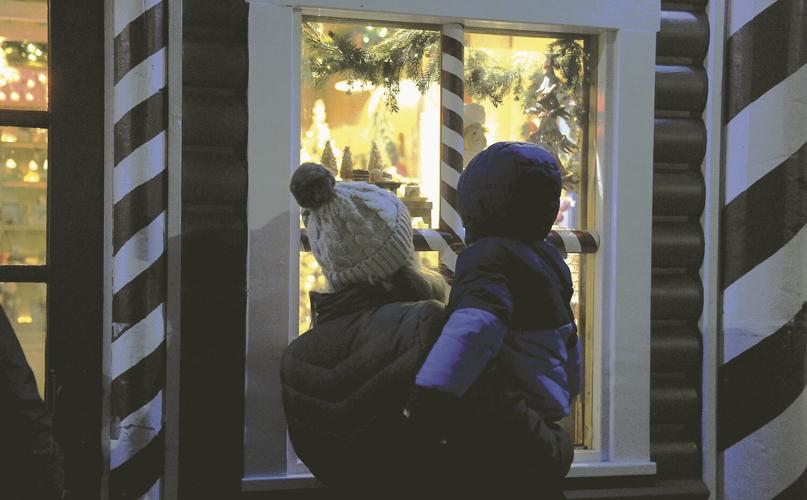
[
  {"x1": 719, "y1": 1, "x2": 807, "y2": 498},
  {"x1": 111, "y1": 1, "x2": 167, "y2": 498},
  {"x1": 439, "y1": 23, "x2": 465, "y2": 256}
]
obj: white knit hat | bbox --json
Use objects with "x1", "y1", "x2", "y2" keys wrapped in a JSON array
[{"x1": 290, "y1": 163, "x2": 414, "y2": 291}]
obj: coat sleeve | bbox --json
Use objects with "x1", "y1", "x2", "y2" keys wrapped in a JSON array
[{"x1": 415, "y1": 240, "x2": 514, "y2": 397}]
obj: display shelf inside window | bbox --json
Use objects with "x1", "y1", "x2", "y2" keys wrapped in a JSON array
[{"x1": 0, "y1": 127, "x2": 48, "y2": 265}]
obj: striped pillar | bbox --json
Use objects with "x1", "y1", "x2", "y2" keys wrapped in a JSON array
[
  {"x1": 111, "y1": 1, "x2": 167, "y2": 498},
  {"x1": 439, "y1": 23, "x2": 466, "y2": 268},
  {"x1": 719, "y1": 1, "x2": 807, "y2": 498}
]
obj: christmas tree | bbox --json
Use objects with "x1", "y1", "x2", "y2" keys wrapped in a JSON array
[
  {"x1": 367, "y1": 141, "x2": 384, "y2": 173},
  {"x1": 340, "y1": 146, "x2": 354, "y2": 180},
  {"x1": 320, "y1": 140, "x2": 338, "y2": 176}
]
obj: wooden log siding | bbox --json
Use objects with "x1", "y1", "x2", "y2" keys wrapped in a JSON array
[
  {"x1": 180, "y1": 1, "x2": 249, "y2": 499},
  {"x1": 650, "y1": 0, "x2": 709, "y2": 481}
]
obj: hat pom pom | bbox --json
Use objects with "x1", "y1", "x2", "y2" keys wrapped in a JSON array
[{"x1": 290, "y1": 162, "x2": 336, "y2": 209}]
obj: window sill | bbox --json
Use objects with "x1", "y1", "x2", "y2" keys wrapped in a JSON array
[{"x1": 241, "y1": 461, "x2": 657, "y2": 491}]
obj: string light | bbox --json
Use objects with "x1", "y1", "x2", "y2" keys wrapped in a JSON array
[
  {"x1": 38, "y1": 73, "x2": 46, "y2": 83},
  {"x1": 10, "y1": 91, "x2": 19, "y2": 101},
  {"x1": 28, "y1": 160, "x2": 38, "y2": 171},
  {"x1": 0, "y1": 91, "x2": 5, "y2": 101},
  {"x1": 5, "y1": 158, "x2": 17, "y2": 169},
  {"x1": 26, "y1": 79, "x2": 35, "y2": 88},
  {"x1": 25, "y1": 92, "x2": 33, "y2": 101},
  {"x1": 42, "y1": 159, "x2": 47, "y2": 171}
]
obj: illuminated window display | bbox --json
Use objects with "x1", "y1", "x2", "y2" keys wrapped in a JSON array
[
  {"x1": 0, "y1": 0, "x2": 48, "y2": 400},
  {"x1": 298, "y1": 17, "x2": 593, "y2": 447}
]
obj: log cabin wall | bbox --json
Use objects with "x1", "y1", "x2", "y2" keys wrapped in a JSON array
[
  {"x1": 651, "y1": 0, "x2": 708, "y2": 482},
  {"x1": 180, "y1": 1, "x2": 249, "y2": 499}
]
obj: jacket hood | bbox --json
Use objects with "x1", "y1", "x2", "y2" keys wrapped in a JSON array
[{"x1": 459, "y1": 142, "x2": 562, "y2": 244}]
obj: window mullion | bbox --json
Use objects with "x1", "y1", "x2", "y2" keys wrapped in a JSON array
[{"x1": 0, "y1": 109, "x2": 49, "y2": 129}]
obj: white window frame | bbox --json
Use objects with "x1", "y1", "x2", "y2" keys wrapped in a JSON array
[{"x1": 243, "y1": 0, "x2": 659, "y2": 490}]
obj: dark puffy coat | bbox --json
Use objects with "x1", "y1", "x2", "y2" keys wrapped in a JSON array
[
  {"x1": 280, "y1": 283, "x2": 445, "y2": 495},
  {"x1": 280, "y1": 282, "x2": 572, "y2": 498}
]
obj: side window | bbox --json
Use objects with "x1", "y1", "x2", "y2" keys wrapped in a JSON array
[{"x1": 0, "y1": 0, "x2": 49, "y2": 400}]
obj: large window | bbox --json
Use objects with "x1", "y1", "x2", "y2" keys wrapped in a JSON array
[
  {"x1": 297, "y1": 17, "x2": 594, "y2": 448},
  {"x1": 0, "y1": 0, "x2": 48, "y2": 399},
  {"x1": 245, "y1": 0, "x2": 659, "y2": 487}
]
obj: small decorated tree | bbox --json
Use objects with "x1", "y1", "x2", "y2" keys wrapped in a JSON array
[
  {"x1": 320, "y1": 140, "x2": 338, "y2": 176},
  {"x1": 340, "y1": 146, "x2": 354, "y2": 180},
  {"x1": 367, "y1": 141, "x2": 385, "y2": 180}
]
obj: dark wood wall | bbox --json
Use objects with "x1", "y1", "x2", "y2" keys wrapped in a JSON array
[
  {"x1": 650, "y1": 0, "x2": 709, "y2": 481},
  {"x1": 179, "y1": 1, "x2": 249, "y2": 498}
]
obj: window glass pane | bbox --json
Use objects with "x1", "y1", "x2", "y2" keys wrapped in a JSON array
[
  {"x1": 0, "y1": 126, "x2": 47, "y2": 265},
  {"x1": 0, "y1": 282, "x2": 46, "y2": 398},
  {"x1": 301, "y1": 18, "x2": 441, "y2": 229},
  {"x1": 465, "y1": 31, "x2": 592, "y2": 447},
  {"x1": 463, "y1": 32, "x2": 589, "y2": 230},
  {"x1": 0, "y1": 0, "x2": 48, "y2": 110}
]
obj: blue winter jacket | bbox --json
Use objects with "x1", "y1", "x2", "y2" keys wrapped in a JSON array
[{"x1": 416, "y1": 236, "x2": 582, "y2": 421}]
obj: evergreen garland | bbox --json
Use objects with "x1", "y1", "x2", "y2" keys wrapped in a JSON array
[
  {"x1": 464, "y1": 50, "x2": 525, "y2": 108},
  {"x1": 303, "y1": 22, "x2": 439, "y2": 112},
  {"x1": 301, "y1": 24, "x2": 589, "y2": 187}
]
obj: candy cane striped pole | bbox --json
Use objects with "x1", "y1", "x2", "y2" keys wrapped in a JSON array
[
  {"x1": 439, "y1": 23, "x2": 466, "y2": 267},
  {"x1": 301, "y1": 229, "x2": 599, "y2": 255},
  {"x1": 110, "y1": 1, "x2": 167, "y2": 498}
]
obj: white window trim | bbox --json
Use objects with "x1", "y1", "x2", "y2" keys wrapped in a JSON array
[{"x1": 243, "y1": 0, "x2": 659, "y2": 488}]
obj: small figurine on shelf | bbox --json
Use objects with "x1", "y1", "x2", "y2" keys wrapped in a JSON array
[
  {"x1": 339, "y1": 146, "x2": 354, "y2": 180},
  {"x1": 463, "y1": 103, "x2": 488, "y2": 167},
  {"x1": 367, "y1": 141, "x2": 385, "y2": 182},
  {"x1": 320, "y1": 140, "x2": 338, "y2": 176}
]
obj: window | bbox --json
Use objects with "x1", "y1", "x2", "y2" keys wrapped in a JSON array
[
  {"x1": 0, "y1": 0, "x2": 48, "y2": 400},
  {"x1": 245, "y1": 0, "x2": 659, "y2": 488},
  {"x1": 296, "y1": 17, "x2": 594, "y2": 447}
]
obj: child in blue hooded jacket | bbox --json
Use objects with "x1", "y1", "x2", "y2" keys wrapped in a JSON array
[{"x1": 405, "y1": 141, "x2": 581, "y2": 498}]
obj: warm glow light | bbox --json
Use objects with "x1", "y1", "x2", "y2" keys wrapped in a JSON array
[
  {"x1": 27, "y1": 54, "x2": 36, "y2": 62},
  {"x1": 26, "y1": 79, "x2": 35, "y2": 88},
  {"x1": 23, "y1": 170, "x2": 40, "y2": 183},
  {"x1": 42, "y1": 159, "x2": 48, "y2": 170},
  {"x1": 397, "y1": 80, "x2": 422, "y2": 108},
  {"x1": 28, "y1": 160, "x2": 38, "y2": 171},
  {"x1": 38, "y1": 73, "x2": 46, "y2": 83},
  {"x1": 334, "y1": 79, "x2": 375, "y2": 93},
  {"x1": 0, "y1": 91, "x2": 5, "y2": 101},
  {"x1": 5, "y1": 158, "x2": 16, "y2": 169},
  {"x1": 1, "y1": 132, "x2": 17, "y2": 142},
  {"x1": 10, "y1": 91, "x2": 19, "y2": 101},
  {"x1": 24, "y1": 92, "x2": 33, "y2": 101},
  {"x1": 379, "y1": 27, "x2": 388, "y2": 37},
  {"x1": 16, "y1": 315, "x2": 33, "y2": 324}
]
